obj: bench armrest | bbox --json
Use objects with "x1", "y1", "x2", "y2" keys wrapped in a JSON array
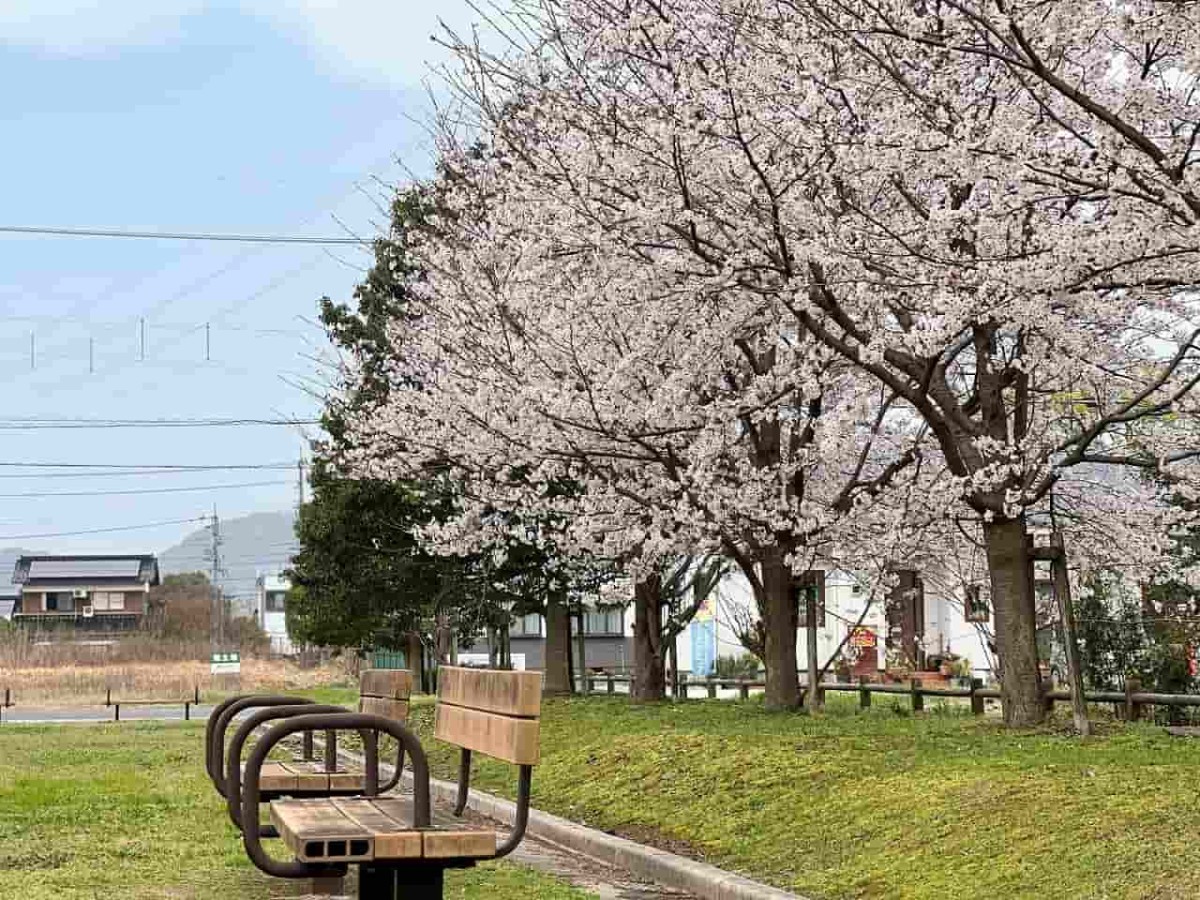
[
  {"x1": 241, "y1": 711, "x2": 432, "y2": 880},
  {"x1": 225, "y1": 704, "x2": 351, "y2": 831},
  {"x1": 206, "y1": 695, "x2": 317, "y2": 797}
]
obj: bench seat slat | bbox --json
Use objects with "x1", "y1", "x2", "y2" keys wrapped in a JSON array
[
  {"x1": 434, "y1": 702, "x2": 541, "y2": 765},
  {"x1": 270, "y1": 798, "x2": 498, "y2": 863}
]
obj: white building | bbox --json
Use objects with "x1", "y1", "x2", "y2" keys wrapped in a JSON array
[{"x1": 254, "y1": 573, "x2": 294, "y2": 655}]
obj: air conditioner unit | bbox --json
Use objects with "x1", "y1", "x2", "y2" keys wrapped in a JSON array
[
  {"x1": 81, "y1": 606, "x2": 95, "y2": 618},
  {"x1": 73, "y1": 589, "x2": 89, "y2": 599}
]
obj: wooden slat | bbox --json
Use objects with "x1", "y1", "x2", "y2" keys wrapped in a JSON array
[
  {"x1": 258, "y1": 761, "x2": 298, "y2": 791},
  {"x1": 359, "y1": 669, "x2": 414, "y2": 700},
  {"x1": 331, "y1": 799, "x2": 421, "y2": 860},
  {"x1": 271, "y1": 799, "x2": 371, "y2": 861},
  {"x1": 422, "y1": 828, "x2": 498, "y2": 859},
  {"x1": 437, "y1": 667, "x2": 543, "y2": 718},
  {"x1": 328, "y1": 770, "x2": 365, "y2": 790},
  {"x1": 434, "y1": 702, "x2": 540, "y2": 765},
  {"x1": 359, "y1": 696, "x2": 409, "y2": 722},
  {"x1": 285, "y1": 760, "x2": 332, "y2": 791}
]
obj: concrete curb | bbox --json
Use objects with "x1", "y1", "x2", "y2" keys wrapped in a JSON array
[{"x1": 401, "y1": 768, "x2": 805, "y2": 900}]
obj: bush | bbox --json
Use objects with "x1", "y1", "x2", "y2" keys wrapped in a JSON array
[{"x1": 713, "y1": 653, "x2": 761, "y2": 679}]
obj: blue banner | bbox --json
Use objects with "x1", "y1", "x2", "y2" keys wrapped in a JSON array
[{"x1": 690, "y1": 618, "x2": 716, "y2": 676}]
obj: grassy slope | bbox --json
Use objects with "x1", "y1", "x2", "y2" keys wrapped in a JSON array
[
  {"x1": 401, "y1": 694, "x2": 1200, "y2": 900},
  {"x1": 0, "y1": 721, "x2": 592, "y2": 900}
]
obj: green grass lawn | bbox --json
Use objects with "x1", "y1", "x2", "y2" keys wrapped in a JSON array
[
  {"x1": 0, "y1": 721, "x2": 593, "y2": 900},
  {"x1": 396, "y1": 694, "x2": 1200, "y2": 900}
]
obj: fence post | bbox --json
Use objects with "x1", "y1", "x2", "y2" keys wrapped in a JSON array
[
  {"x1": 707, "y1": 678, "x2": 717, "y2": 699},
  {"x1": 606, "y1": 675, "x2": 615, "y2": 695},
  {"x1": 1125, "y1": 677, "x2": 1143, "y2": 722},
  {"x1": 970, "y1": 678, "x2": 984, "y2": 716},
  {"x1": 184, "y1": 701, "x2": 191, "y2": 721},
  {"x1": 106, "y1": 687, "x2": 111, "y2": 707},
  {"x1": 114, "y1": 703, "x2": 120, "y2": 722},
  {"x1": 194, "y1": 684, "x2": 200, "y2": 704},
  {"x1": 911, "y1": 679, "x2": 924, "y2": 713},
  {"x1": 739, "y1": 680, "x2": 750, "y2": 701},
  {"x1": 859, "y1": 676, "x2": 871, "y2": 709}
]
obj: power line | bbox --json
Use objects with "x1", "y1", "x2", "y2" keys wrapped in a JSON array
[
  {"x1": 0, "y1": 460, "x2": 295, "y2": 474},
  {"x1": 0, "y1": 516, "x2": 207, "y2": 541},
  {"x1": 0, "y1": 479, "x2": 290, "y2": 499},
  {"x1": 0, "y1": 224, "x2": 368, "y2": 245},
  {"x1": 0, "y1": 417, "x2": 319, "y2": 429}
]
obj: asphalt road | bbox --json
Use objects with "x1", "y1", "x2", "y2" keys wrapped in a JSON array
[{"x1": 0, "y1": 703, "x2": 214, "y2": 724}]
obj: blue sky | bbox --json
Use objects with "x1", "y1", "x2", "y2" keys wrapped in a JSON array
[{"x1": 0, "y1": 2, "x2": 483, "y2": 570}]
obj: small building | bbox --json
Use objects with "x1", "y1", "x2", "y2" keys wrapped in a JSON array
[
  {"x1": 254, "y1": 573, "x2": 293, "y2": 655},
  {"x1": 11, "y1": 554, "x2": 159, "y2": 631}
]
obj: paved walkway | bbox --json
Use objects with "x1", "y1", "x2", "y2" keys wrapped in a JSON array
[{"x1": 0, "y1": 703, "x2": 211, "y2": 724}]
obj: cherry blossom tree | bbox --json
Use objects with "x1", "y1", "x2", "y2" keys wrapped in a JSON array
[{"x1": 393, "y1": 0, "x2": 1200, "y2": 725}]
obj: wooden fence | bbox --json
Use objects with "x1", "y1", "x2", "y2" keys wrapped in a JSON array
[{"x1": 581, "y1": 673, "x2": 1200, "y2": 719}]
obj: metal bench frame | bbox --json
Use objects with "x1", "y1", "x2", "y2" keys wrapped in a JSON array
[{"x1": 241, "y1": 710, "x2": 535, "y2": 900}]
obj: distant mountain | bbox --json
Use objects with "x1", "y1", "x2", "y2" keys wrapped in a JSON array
[{"x1": 158, "y1": 511, "x2": 297, "y2": 615}]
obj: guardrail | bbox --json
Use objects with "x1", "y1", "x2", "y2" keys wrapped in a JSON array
[{"x1": 579, "y1": 673, "x2": 1200, "y2": 719}]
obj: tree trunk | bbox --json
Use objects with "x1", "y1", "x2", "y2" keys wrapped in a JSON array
[
  {"x1": 406, "y1": 631, "x2": 424, "y2": 693},
  {"x1": 632, "y1": 575, "x2": 666, "y2": 701},
  {"x1": 805, "y1": 606, "x2": 821, "y2": 712},
  {"x1": 575, "y1": 601, "x2": 588, "y2": 693},
  {"x1": 761, "y1": 549, "x2": 801, "y2": 710},
  {"x1": 983, "y1": 515, "x2": 1045, "y2": 726},
  {"x1": 543, "y1": 593, "x2": 573, "y2": 695}
]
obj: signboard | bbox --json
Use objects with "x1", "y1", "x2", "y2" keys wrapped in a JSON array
[
  {"x1": 210, "y1": 651, "x2": 241, "y2": 675},
  {"x1": 690, "y1": 618, "x2": 716, "y2": 677},
  {"x1": 849, "y1": 627, "x2": 877, "y2": 649},
  {"x1": 1188, "y1": 645, "x2": 1197, "y2": 678}
]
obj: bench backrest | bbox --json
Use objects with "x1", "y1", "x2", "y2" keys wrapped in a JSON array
[
  {"x1": 358, "y1": 669, "x2": 413, "y2": 723},
  {"x1": 434, "y1": 667, "x2": 543, "y2": 765}
]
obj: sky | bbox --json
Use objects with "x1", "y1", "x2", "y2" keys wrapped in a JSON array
[{"x1": 0, "y1": 2, "x2": 488, "y2": 575}]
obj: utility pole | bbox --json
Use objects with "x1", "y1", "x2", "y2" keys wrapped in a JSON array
[
  {"x1": 139, "y1": 317, "x2": 146, "y2": 361},
  {"x1": 29, "y1": 332, "x2": 34, "y2": 370},
  {"x1": 297, "y1": 458, "x2": 305, "y2": 507},
  {"x1": 205, "y1": 322, "x2": 210, "y2": 362},
  {"x1": 89, "y1": 337, "x2": 94, "y2": 374},
  {"x1": 209, "y1": 506, "x2": 225, "y2": 650}
]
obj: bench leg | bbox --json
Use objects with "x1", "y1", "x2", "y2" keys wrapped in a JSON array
[
  {"x1": 358, "y1": 863, "x2": 444, "y2": 900},
  {"x1": 310, "y1": 874, "x2": 346, "y2": 896}
]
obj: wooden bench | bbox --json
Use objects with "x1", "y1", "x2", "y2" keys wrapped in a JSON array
[
  {"x1": 206, "y1": 669, "x2": 413, "y2": 819},
  {"x1": 240, "y1": 667, "x2": 543, "y2": 899},
  {"x1": 256, "y1": 670, "x2": 413, "y2": 795}
]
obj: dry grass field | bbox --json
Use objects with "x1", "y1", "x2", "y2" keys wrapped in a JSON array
[{"x1": 0, "y1": 656, "x2": 354, "y2": 705}]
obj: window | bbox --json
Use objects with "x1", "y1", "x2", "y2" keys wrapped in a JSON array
[
  {"x1": 964, "y1": 585, "x2": 990, "y2": 623},
  {"x1": 510, "y1": 612, "x2": 542, "y2": 637},
  {"x1": 93, "y1": 592, "x2": 125, "y2": 611},
  {"x1": 265, "y1": 591, "x2": 287, "y2": 613},
  {"x1": 46, "y1": 592, "x2": 74, "y2": 612},
  {"x1": 585, "y1": 608, "x2": 623, "y2": 635}
]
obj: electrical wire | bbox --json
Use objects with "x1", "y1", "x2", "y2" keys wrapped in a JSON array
[
  {"x1": 0, "y1": 417, "x2": 318, "y2": 429},
  {"x1": 0, "y1": 462, "x2": 297, "y2": 478},
  {"x1": 0, "y1": 225, "x2": 368, "y2": 245},
  {"x1": 0, "y1": 480, "x2": 291, "y2": 499},
  {"x1": 0, "y1": 517, "x2": 208, "y2": 541}
]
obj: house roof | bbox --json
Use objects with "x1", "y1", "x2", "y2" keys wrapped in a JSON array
[{"x1": 13, "y1": 555, "x2": 159, "y2": 587}]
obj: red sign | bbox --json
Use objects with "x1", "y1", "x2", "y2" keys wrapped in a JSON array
[
  {"x1": 850, "y1": 627, "x2": 877, "y2": 649},
  {"x1": 1188, "y1": 645, "x2": 1197, "y2": 678}
]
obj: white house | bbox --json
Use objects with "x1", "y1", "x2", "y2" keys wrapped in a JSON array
[{"x1": 254, "y1": 573, "x2": 293, "y2": 655}]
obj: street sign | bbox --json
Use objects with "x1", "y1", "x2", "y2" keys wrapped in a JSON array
[{"x1": 210, "y1": 651, "x2": 241, "y2": 675}]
